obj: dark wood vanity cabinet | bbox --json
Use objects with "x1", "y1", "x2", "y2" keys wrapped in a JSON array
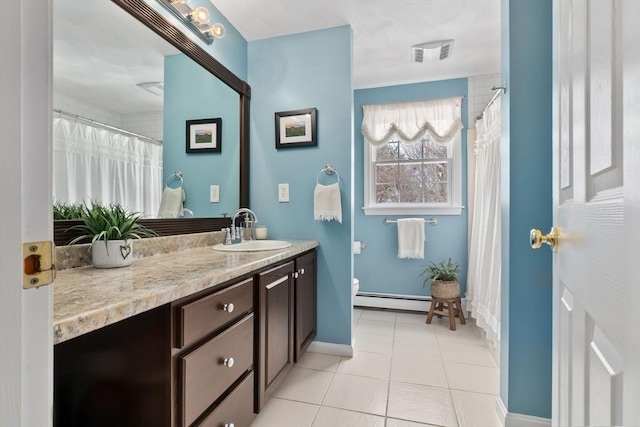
[
  {"x1": 54, "y1": 248, "x2": 317, "y2": 426},
  {"x1": 294, "y1": 250, "x2": 317, "y2": 361},
  {"x1": 54, "y1": 277, "x2": 256, "y2": 427},
  {"x1": 256, "y1": 261, "x2": 295, "y2": 411},
  {"x1": 173, "y1": 278, "x2": 255, "y2": 427},
  {"x1": 255, "y1": 250, "x2": 318, "y2": 410},
  {"x1": 54, "y1": 305, "x2": 173, "y2": 427}
]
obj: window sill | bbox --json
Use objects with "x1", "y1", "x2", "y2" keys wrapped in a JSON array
[{"x1": 363, "y1": 206, "x2": 464, "y2": 216}]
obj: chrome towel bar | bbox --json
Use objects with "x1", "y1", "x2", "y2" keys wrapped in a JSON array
[{"x1": 384, "y1": 217, "x2": 438, "y2": 226}]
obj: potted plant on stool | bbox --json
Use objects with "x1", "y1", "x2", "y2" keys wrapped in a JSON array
[
  {"x1": 420, "y1": 258, "x2": 466, "y2": 330},
  {"x1": 421, "y1": 258, "x2": 461, "y2": 298},
  {"x1": 68, "y1": 201, "x2": 156, "y2": 268}
]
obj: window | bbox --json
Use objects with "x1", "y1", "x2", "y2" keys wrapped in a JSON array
[{"x1": 362, "y1": 97, "x2": 463, "y2": 215}]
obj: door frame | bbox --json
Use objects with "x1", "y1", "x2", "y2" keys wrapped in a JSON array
[{"x1": 0, "y1": 0, "x2": 53, "y2": 425}]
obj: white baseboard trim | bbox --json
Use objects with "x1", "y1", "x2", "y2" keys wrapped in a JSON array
[
  {"x1": 495, "y1": 396, "x2": 550, "y2": 427},
  {"x1": 355, "y1": 292, "x2": 468, "y2": 315},
  {"x1": 505, "y1": 413, "x2": 551, "y2": 427},
  {"x1": 496, "y1": 396, "x2": 507, "y2": 426},
  {"x1": 354, "y1": 292, "x2": 430, "y2": 312},
  {"x1": 307, "y1": 340, "x2": 354, "y2": 357}
]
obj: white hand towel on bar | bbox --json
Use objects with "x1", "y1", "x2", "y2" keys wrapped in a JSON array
[
  {"x1": 397, "y1": 218, "x2": 425, "y2": 259},
  {"x1": 157, "y1": 186, "x2": 184, "y2": 218},
  {"x1": 314, "y1": 182, "x2": 342, "y2": 223}
]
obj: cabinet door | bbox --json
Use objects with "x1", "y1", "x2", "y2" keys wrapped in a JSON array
[
  {"x1": 257, "y1": 261, "x2": 294, "y2": 411},
  {"x1": 294, "y1": 251, "x2": 317, "y2": 362}
]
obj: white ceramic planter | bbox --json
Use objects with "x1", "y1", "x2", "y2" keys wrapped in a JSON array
[{"x1": 91, "y1": 239, "x2": 133, "y2": 269}]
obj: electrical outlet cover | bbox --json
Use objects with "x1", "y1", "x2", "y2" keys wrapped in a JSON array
[
  {"x1": 210, "y1": 185, "x2": 220, "y2": 203},
  {"x1": 278, "y1": 183, "x2": 289, "y2": 202}
]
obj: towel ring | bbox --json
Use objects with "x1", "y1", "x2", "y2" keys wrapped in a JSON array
[
  {"x1": 166, "y1": 171, "x2": 184, "y2": 188},
  {"x1": 317, "y1": 164, "x2": 340, "y2": 184}
]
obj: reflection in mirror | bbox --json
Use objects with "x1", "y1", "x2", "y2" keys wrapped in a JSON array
[{"x1": 52, "y1": 0, "x2": 240, "y2": 220}]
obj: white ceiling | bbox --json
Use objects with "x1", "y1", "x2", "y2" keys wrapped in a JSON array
[
  {"x1": 53, "y1": 0, "x2": 501, "y2": 114},
  {"x1": 211, "y1": 0, "x2": 501, "y2": 89},
  {"x1": 53, "y1": 0, "x2": 179, "y2": 114}
]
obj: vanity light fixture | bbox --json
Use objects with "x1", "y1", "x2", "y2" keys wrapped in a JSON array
[
  {"x1": 190, "y1": 6, "x2": 210, "y2": 25},
  {"x1": 156, "y1": 0, "x2": 225, "y2": 45},
  {"x1": 411, "y1": 39, "x2": 454, "y2": 62}
]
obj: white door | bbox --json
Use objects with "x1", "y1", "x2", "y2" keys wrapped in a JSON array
[
  {"x1": 550, "y1": 0, "x2": 640, "y2": 425},
  {"x1": 0, "y1": 0, "x2": 53, "y2": 426}
]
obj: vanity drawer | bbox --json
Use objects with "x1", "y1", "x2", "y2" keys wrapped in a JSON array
[
  {"x1": 177, "y1": 277, "x2": 254, "y2": 348},
  {"x1": 198, "y1": 372, "x2": 255, "y2": 427},
  {"x1": 180, "y1": 313, "x2": 254, "y2": 427}
]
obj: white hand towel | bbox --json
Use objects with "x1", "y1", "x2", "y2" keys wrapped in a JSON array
[
  {"x1": 314, "y1": 183, "x2": 342, "y2": 223},
  {"x1": 397, "y1": 218, "x2": 425, "y2": 259},
  {"x1": 157, "y1": 186, "x2": 184, "y2": 218}
]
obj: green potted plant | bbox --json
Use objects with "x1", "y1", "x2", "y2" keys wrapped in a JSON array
[
  {"x1": 68, "y1": 201, "x2": 156, "y2": 268},
  {"x1": 53, "y1": 200, "x2": 85, "y2": 220},
  {"x1": 420, "y1": 258, "x2": 461, "y2": 299}
]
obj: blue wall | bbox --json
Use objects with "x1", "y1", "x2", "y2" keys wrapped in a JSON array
[
  {"x1": 154, "y1": 0, "x2": 248, "y2": 217},
  {"x1": 164, "y1": 54, "x2": 240, "y2": 217},
  {"x1": 354, "y1": 80, "x2": 468, "y2": 297},
  {"x1": 248, "y1": 26, "x2": 354, "y2": 346},
  {"x1": 500, "y1": 0, "x2": 553, "y2": 419}
]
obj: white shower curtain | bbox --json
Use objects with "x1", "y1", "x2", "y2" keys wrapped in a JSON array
[
  {"x1": 466, "y1": 97, "x2": 501, "y2": 348},
  {"x1": 53, "y1": 117, "x2": 163, "y2": 218}
]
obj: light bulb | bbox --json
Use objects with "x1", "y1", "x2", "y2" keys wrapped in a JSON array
[
  {"x1": 191, "y1": 7, "x2": 210, "y2": 25},
  {"x1": 208, "y1": 22, "x2": 226, "y2": 39}
]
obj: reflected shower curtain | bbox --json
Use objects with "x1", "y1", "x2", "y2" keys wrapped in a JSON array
[
  {"x1": 53, "y1": 117, "x2": 163, "y2": 218},
  {"x1": 466, "y1": 97, "x2": 501, "y2": 348}
]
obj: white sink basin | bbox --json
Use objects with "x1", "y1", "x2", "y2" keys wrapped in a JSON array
[{"x1": 213, "y1": 240, "x2": 292, "y2": 252}]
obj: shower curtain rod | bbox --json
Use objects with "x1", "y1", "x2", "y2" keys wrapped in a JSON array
[
  {"x1": 475, "y1": 85, "x2": 507, "y2": 121},
  {"x1": 53, "y1": 109, "x2": 163, "y2": 145}
]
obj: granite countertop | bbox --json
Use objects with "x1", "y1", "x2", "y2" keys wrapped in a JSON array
[{"x1": 53, "y1": 240, "x2": 318, "y2": 344}]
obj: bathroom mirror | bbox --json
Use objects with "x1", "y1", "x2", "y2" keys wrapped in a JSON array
[{"x1": 52, "y1": 0, "x2": 250, "y2": 244}]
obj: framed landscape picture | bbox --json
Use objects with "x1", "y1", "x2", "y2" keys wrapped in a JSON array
[
  {"x1": 275, "y1": 108, "x2": 317, "y2": 149},
  {"x1": 186, "y1": 118, "x2": 222, "y2": 153}
]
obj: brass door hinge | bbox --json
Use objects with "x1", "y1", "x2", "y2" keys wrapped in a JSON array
[{"x1": 23, "y1": 241, "x2": 56, "y2": 289}]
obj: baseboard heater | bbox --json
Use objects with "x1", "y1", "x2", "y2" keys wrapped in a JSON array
[{"x1": 354, "y1": 292, "x2": 431, "y2": 312}]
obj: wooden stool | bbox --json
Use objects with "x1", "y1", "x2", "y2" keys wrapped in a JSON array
[{"x1": 426, "y1": 296, "x2": 466, "y2": 331}]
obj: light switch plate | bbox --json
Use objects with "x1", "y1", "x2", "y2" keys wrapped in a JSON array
[
  {"x1": 210, "y1": 185, "x2": 220, "y2": 203},
  {"x1": 278, "y1": 183, "x2": 289, "y2": 202}
]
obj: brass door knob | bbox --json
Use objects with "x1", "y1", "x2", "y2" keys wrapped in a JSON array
[{"x1": 530, "y1": 227, "x2": 559, "y2": 251}]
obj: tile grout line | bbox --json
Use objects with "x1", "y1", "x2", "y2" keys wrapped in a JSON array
[
  {"x1": 383, "y1": 316, "x2": 397, "y2": 423},
  {"x1": 310, "y1": 367, "x2": 336, "y2": 427},
  {"x1": 307, "y1": 402, "x2": 321, "y2": 427},
  {"x1": 432, "y1": 319, "x2": 464, "y2": 427}
]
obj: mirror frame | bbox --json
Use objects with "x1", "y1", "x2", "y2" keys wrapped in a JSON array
[
  {"x1": 114, "y1": 0, "x2": 251, "y2": 208},
  {"x1": 54, "y1": 0, "x2": 250, "y2": 245}
]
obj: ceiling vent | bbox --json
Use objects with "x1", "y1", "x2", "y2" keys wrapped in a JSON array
[
  {"x1": 136, "y1": 81, "x2": 164, "y2": 96},
  {"x1": 412, "y1": 39, "x2": 454, "y2": 62}
]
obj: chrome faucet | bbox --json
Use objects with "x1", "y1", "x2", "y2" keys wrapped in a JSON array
[{"x1": 230, "y1": 208, "x2": 258, "y2": 242}]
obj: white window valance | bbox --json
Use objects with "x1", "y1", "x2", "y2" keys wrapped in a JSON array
[{"x1": 361, "y1": 97, "x2": 464, "y2": 146}]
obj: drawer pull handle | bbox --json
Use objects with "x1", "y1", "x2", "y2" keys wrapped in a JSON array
[
  {"x1": 223, "y1": 357, "x2": 235, "y2": 368},
  {"x1": 300, "y1": 268, "x2": 305, "y2": 275},
  {"x1": 294, "y1": 272, "x2": 299, "y2": 279},
  {"x1": 224, "y1": 423, "x2": 235, "y2": 427},
  {"x1": 222, "y1": 303, "x2": 235, "y2": 313}
]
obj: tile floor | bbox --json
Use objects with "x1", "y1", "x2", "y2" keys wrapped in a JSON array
[{"x1": 251, "y1": 307, "x2": 501, "y2": 427}]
